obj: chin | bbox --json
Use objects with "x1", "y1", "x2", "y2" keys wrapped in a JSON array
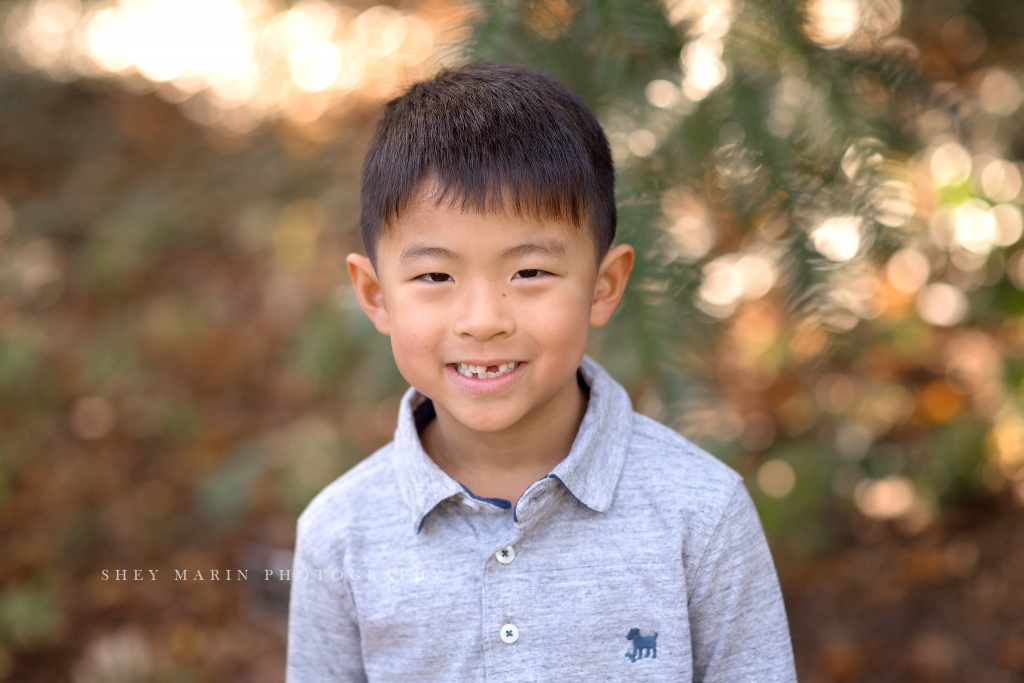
[{"x1": 448, "y1": 405, "x2": 525, "y2": 433}]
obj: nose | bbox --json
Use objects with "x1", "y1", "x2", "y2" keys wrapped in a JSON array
[{"x1": 453, "y1": 280, "x2": 515, "y2": 340}]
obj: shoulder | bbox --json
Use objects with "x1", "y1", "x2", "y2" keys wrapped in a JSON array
[
  {"x1": 621, "y1": 412, "x2": 746, "y2": 542},
  {"x1": 295, "y1": 441, "x2": 401, "y2": 558},
  {"x1": 627, "y1": 411, "x2": 742, "y2": 498}
]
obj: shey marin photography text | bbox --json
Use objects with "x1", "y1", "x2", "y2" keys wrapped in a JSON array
[{"x1": 100, "y1": 568, "x2": 444, "y2": 581}]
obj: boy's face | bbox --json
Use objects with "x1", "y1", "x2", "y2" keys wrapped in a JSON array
[{"x1": 347, "y1": 190, "x2": 633, "y2": 435}]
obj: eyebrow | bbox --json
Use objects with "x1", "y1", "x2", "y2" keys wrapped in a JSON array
[
  {"x1": 400, "y1": 240, "x2": 569, "y2": 263},
  {"x1": 400, "y1": 245, "x2": 461, "y2": 263},
  {"x1": 501, "y1": 240, "x2": 568, "y2": 260}
]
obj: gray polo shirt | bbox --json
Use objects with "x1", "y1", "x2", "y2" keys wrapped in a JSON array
[{"x1": 286, "y1": 355, "x2": 797, "y2": 682}]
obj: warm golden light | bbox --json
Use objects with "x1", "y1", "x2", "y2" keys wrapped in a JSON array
[
  {"x1": 977, "y1": 67, "x2": 1023, "y2": 117},
  {"x1": 758, "y1": 460, "x2": 796, "y2": 498},
  {"x1": 854, "y1": 475, "x2": 915, "y2": 519},
  {"x1": 916, "y1": 283, "x2": 969, "y2": 327},
  {"x1": 812, "y1": 215, "x2": 862, "y2": 262},
  {"x1": 980, "y1": 160, "x2": 1023, "y2": 203},
  {"x1": 3, "y1": 0, "x2": 446, "y2": 135},
  {"x1": 645, "y1": 79, "x2": 680, "y2": 108},
  {"x1": 804, "y1": 0, "x2": 901, "y2": 51},
  {"x1": 667, "y1": 0, "x2": 733, "y2": 102},
  {"x1": 697, "y1": 252, "x2": 777, "y2": 317},
  {"x1": 804, "y1": 0, "x2": 860, "y2": 49},
  {"x1": 952, "y1": 199, "x2": 997, "y2": 255},
  {"x1": 930, "y1": 141, "x2": 972, "y2": 186},
  {"x1": 886, "y1": 248, "x2": 930, "y2": 294}
]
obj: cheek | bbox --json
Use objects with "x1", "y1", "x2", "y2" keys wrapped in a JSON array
[
  {"x1": 521, "y1": 289, "x2": 591, "y2": 349},
  {"x1": 387, "y1": 297, "x2": 446, "y2": 361},
  {"x1": 389, "y1": 326, "x2": 435, "y2": 388}
]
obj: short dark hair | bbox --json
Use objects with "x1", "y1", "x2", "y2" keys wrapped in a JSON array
[{"x1": 359, "y1": 62, "x2": 616, "y2": 266}]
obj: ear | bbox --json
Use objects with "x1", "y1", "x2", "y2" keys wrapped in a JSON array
[
  {"x1": 590, "y1": 243, "x2": 635, "y2": 328},
  {"x1": 346, "y1": 254, "x2": 391, "y2": 335}
]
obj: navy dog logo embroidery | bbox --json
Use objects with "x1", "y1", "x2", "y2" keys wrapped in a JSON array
[{"x1": 625, "y1": 628, "x2": 657, "y2": 662}]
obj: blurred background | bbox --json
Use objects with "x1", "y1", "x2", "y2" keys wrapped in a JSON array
[{"x1": 1, "y1": 0, "x2": 1023, "y2": 680}]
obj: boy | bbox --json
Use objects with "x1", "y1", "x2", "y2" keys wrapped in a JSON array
[{"x1": 285, "y1": 62, "x2": 797, "y2": 682}]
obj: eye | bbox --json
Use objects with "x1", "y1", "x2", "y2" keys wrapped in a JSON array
[
  {"x1": 513, "y1": 269, "x2": 544, "y2": 279},
  {"x1": 418, "y1": 272, "x2": 452, "y2": 283}
]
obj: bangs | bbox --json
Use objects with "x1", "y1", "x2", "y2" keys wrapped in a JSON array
[{"x1": 386, "y1": 165, "x2": 594, "y2": 238}]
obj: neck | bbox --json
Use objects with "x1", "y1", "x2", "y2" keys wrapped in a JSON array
[{"x1": 420, "y1": 373, "x2": 588, "y2": 504}]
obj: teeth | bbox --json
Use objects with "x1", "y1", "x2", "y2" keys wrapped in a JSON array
[{"x1": 455, "y1": 361, "x2": 519, "y2": 379}]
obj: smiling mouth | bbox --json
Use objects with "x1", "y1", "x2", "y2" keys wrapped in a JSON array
[{"x1": 453, "y1": 361, "x2": 521, "y2": 379}]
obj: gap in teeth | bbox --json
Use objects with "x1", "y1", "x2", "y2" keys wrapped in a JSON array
[{"x1": 456, "y1": 361, "x2": 518, "y2": 378}]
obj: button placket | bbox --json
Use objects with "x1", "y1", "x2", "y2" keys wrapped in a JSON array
[{"x1": 483, "y1": 484, "x2": 545, "y2": 666}]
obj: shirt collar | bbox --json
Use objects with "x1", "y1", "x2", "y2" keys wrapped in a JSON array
[{"x1": 392, "y1": 355, "x2": 634, "y2": 534}]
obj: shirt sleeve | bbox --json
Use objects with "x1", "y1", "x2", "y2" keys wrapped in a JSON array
[
  {"x1": 285, "y1": 540, "x2": 368, "y2": 683},
  {"x1": 687, "y1": 479, "x2": 798, "y2": 683}
]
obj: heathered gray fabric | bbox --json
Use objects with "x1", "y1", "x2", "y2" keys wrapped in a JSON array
[{"x1": 286, "y1": 355, "x2": 797, "y2": 682}]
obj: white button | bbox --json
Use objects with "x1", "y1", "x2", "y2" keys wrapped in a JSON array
[
  {"x1": 495, "y1": 545, "x2": 515, "y2": 564},
  {"x1": 500, "y1": 623, "x2": 519, "y2": 643}
]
